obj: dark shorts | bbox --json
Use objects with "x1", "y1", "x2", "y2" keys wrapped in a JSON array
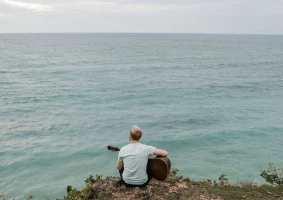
[{"x1": 119, "y1": 167, "x2": 152, "y2": 188}]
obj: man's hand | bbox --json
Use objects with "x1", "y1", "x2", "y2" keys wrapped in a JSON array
[
  {"x1": 116, "y1": 160, "x2": 123, "y2": 170},
  {"x1": 154, "y1": 148, "x2": 168, "y2": 157}
]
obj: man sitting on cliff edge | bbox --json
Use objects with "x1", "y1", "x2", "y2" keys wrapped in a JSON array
[{"x1": 116, "y1": 125, "x2": 168, "y2": 187}]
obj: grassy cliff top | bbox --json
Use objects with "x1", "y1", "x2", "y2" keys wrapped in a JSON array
[
  {"x1": 2, "y1": 169, "x2": 283, "y2": 200},
  {"x1": 57, "y1": 169, "x2": 283, "y2": 200}
]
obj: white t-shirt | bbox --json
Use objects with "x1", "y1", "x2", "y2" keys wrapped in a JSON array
[{"x1": 118, "y1": 143, "x2": 156, "y2": 185}]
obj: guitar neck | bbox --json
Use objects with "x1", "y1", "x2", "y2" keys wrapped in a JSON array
[{"x1": 107, "y1": 145, "x2": 120, "y2": 152}]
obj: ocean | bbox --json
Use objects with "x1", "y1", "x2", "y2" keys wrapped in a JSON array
[{"x1": 1, "y1": 33, "x2": 283, "y2": 199}]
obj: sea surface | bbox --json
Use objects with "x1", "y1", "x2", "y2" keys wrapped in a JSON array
[{"x1": 1, "y1": 33, "x2": 283, "y2": 199}]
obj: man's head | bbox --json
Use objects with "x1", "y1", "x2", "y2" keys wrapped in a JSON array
[{"x1": 129, "y1": 125, "x2": 142, "y2": 141}]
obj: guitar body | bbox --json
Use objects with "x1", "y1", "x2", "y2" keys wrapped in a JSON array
[
  {"x1": 108, "y1": 145, "x2": 171, "y2": 181},
  {"x1": 147, "y1": 156, "x2": 171, "y2": 181}
]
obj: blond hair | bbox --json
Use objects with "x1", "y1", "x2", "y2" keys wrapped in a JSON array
[{"x1": 129, "y1": 125, "x2": 142, "y2": 141}]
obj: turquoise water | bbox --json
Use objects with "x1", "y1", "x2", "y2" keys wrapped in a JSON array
[{"x1": 1, "y1": 33, "x2": 283, "y2": 199}]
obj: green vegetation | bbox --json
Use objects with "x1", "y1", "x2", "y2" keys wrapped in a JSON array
[
  {"x1": 260, "y1": 163, "x2": 283, "y2": 185},
  {"x1": 54, "y1": 168, "x2": 283, "y2": 200},
  {"x1": 2, "y1": 164, "x2": 283, "y2": 200}
]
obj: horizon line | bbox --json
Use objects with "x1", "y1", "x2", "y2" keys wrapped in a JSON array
[{"x1": 0, "y1": 32, "x2": 283, "y2": 36}]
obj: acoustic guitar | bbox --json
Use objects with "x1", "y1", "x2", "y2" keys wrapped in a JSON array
[{"x1": 108, "y1": 145, "x2": 171, "y2": 181}]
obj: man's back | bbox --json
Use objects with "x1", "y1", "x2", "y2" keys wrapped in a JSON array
[
  {"x1": 118, "y1": 143, "x2": 156, "y2": 185},
  {"x1": 116, "y1": 125, "x2": 168, "y2": 187}
]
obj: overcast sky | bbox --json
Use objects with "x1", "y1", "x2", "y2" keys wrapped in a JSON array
[{"x1": 0, "y1": 0, "x2": 283, "y2": 34}]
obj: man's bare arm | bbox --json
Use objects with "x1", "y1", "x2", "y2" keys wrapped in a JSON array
[
  {"x1": 116, "y1": 160, "x2": 123, "y2": 170},
  {"x1": 154, "y1": 148, "x2": 168, "y2": 157}
]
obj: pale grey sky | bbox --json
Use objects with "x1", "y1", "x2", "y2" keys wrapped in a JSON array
[{"x1": 0, "y1": 0, "x2": 283, "y2": 34}]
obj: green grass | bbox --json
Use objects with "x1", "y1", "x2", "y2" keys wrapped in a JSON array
[
  {"x1": 194, "y1": 181, "x2": 283, "y2": 200},
  {"x1": 55, "y1": 169, "x2": 283, "y2": 200},
  {"x1": 2, "y1": 169, "x2": 283, "y2": 200}
]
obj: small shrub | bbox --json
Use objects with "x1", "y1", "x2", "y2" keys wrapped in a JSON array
[
  {"x1": 218, "y1": 174, "x2": 229, "y2": 185},
  {"x1": 57, "y1": 174, "x2": 105, "y2": 200},
  {"x1": 165, "y1": 169, "x2": 181, "y2": 184},
  {"x1": 25, "y1": 195, "x2": 34, "y2": 200},
  {"x1": 260, "y1": 163, "x2": 283, "y2": 185}
]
